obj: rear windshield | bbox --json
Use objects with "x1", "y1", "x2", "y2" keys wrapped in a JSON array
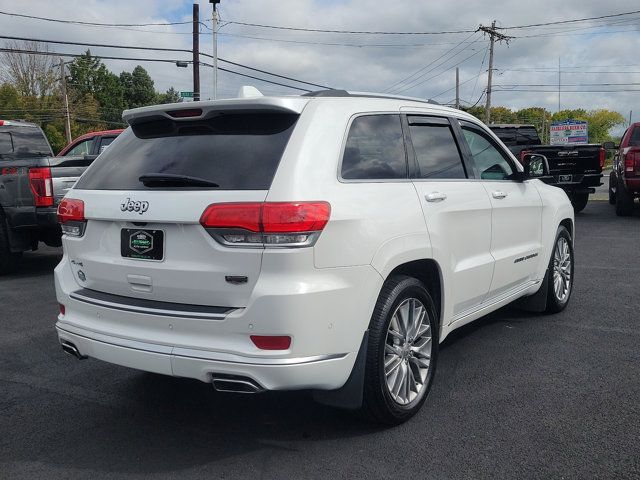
[
  {"x1": 0, "y1": 126, "x2": 52, "y2": 159},
  {"x1": 75, "y1": 112, "x2": 299, "y2": 190},
  {"x1": 492, "y1": 127, "x2": 541, "y2": 146}
]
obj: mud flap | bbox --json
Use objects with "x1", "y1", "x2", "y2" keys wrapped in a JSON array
[
  {"x1": 312, "y1": 331, "x2": 368, "y2": 410},
  {"x1": 515, "y1": 270, "x2": 549, "y2": 312}
]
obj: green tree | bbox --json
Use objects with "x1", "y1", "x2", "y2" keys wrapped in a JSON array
[
  {"x1": 156, "y1": 86, "x2": 182, "y2": 104},
  {"x1": 43, "y1": 123, "x2": 65, "y2": 154},
  {"x1": 67, "y1": 50, "x2": 125, "y2": 123},
  {"x1": 120, "y1": 66, "x2": 156, "y2": 109},
  {"x1": 0, "y1": 83, "x2": 24, "y2": 118}
]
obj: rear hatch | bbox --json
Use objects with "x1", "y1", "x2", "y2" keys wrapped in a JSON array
[{"x1": 65, "y1": 102, "x2": 304, "y2": 308}]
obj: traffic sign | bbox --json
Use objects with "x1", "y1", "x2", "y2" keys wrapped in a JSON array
[{"x1": 180, "y1": 91, "x2": 194, "y2": 98}]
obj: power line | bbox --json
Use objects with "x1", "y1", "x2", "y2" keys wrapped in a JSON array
[
  {"x1": 0, "y1": 47, "x2": 313, "y2": 92},
  {"x1": 0, "y1": 35, "x2": 331, "y2": 89},
  {"x1": 384, "y1": 32, "x2": 478, "y2": 93},
  {"x1": 220, "y1": 20, "x2": 475, "y2": 35},
  {"x1": 0, "y1": 9, "x2": 191, "y2": 27},
  {"x1": 499, "y1": 9, "x2": 640, "y2": 30}
]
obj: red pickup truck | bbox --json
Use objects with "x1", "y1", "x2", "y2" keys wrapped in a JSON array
[{"x1": 609, "y1": 123, "x2": 640, "y2": 216}]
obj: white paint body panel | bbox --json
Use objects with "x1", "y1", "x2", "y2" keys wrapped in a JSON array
[{"x1": 55, "y1": 94, "x2": 573, "y2": 391}]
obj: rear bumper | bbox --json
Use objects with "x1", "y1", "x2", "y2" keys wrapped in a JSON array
[
  {"x1": 623, "y1": 177, "x2": 640, "y2": 194},
  {"x1": 543, "y1": 173, "x2": 603, "y2": 194},
  {"x1": 54, "y1": 253, "x2": 383, "y2": 391},
  {"x1": 56, "y1": 323, "x2": 354, "y2": 390}
]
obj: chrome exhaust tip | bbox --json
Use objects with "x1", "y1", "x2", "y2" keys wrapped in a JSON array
[
  {"x1": 60, "y1": 340, "x2": 87, "y2": 360},
  {"x1": 211, "y1": 374, "x2": 264, "y2": 394}
]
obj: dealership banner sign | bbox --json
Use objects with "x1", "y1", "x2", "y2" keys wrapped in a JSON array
[{"x1": 550, "y1": 120, "x2": 588, "y2": 145}]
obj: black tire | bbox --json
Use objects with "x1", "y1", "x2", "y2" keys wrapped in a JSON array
[
  {"x1": 0, "y1": 210, "x2": 18, "y2": 275},
  {"x1": 544, "y1": 226, "x2": 574, "y2": 314},
  {"x1": 359, "y1": 275, "x2": 438, "y2": 425},
  {"x1": 570, "y1": 193, "x2": 589, "y2": 213},
  {"x1": 608, "y1": 171, "x2": 616, "y2": 205},
  {"x1": 615, "y1": 176, "x2": 634, "y2": 217}
]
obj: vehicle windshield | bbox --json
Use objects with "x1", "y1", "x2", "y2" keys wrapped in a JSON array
[
  {"x1": 0, "y1": 126, "x2": 53, "y2": 159},
  {"x1": 75, "y1": 112, "x2": 299, "y2": 190}
]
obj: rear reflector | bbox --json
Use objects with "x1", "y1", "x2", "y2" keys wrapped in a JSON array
[
  {"x1": 57, "y1": 198, "x2": 86, "y2": 237},
  {"x1": 200, "y1": 201, "x2": 331, "y2": 247},
  {"x1": 250, "y1": 335, "x2": 291, "y2": 350},
  {"x1": 59, "y1": 304, "x2": 65, "y2": 315},
  {"x1": 28, "y1": 167, "x2": 53, "y2": 207}
]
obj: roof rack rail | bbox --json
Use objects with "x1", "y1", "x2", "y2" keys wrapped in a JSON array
[{"x1": 302, "y1": 89, "x2": 440, "y2": 105}]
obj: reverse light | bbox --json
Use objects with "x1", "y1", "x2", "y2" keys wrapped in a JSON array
[
  {"x1": 250, "y1": 335, "x2": 291, "y2": 350},
  {"x1": 57, "y1": 198, "x2": 86, "y2": 237},
  {"x1": 28, "y1": 167, "x2": 54, "y2": 207},
  {"x1": 200, "y1": 201, "x2": 331, "y2": 248}
]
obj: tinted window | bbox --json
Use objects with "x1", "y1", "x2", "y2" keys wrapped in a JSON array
[
  {"x1": 409, "y1": 122, "x2": 466, "y2": 179},
  {"x1": 462, "y1": 126, "x2": 515, "y2": 180},
  {"x1": 0, "y1": 126, "x2": 52, "y2": 159},
  {"x1": 341, "y1": 115, "x2": 407, "y2": 180},
  {"x1": 630, "y1": 127, "x2": 640, "y2": 146},
  {"x1": 76, "y1": 112, "x2": 299, "y2": 190}
]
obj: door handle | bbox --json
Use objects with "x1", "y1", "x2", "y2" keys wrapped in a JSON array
[
  {"x1": 492, "y1": 191, "x2": 508, "y2": 199},
  {"x1": 425, "y1": 192, "x2": 447, "y2": 202}
]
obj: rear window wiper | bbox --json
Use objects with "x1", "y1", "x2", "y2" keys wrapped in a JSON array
[{"x1": 139, "y1": 173, "x2": 220, "y2": 188}]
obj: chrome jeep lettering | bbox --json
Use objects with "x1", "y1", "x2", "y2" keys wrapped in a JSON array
[{"x1": 120, "y1": 198, "x2": 149, "y2": 214}]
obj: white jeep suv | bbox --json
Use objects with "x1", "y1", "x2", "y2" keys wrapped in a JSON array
[{"x1": 55, "y1": 90, "x2": 575, "y2": 424}]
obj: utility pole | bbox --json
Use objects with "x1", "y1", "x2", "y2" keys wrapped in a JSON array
[
  {"x1": 59, "y1": 58, "x2": 71, "y2": 144},
  {"x1": 629, "y1": 110, "x2": 632, "y2": 126},
  {"x1": 455, "y1": 67, "x2": 460, "y2": 109},
  {"x1": 192, "y1": 3, "x2": 200, "y2": 101},
  {"x1": 478, "y1": 21, "x2": 511, "y2": 124},
  {"x1": 209, "y1": 0, "x2": 221, "y2": 100},
  {"x1": 558, "y1": 57, "x2": 561, "y2": 111}
]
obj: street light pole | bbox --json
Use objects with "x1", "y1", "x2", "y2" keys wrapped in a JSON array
[{"x1": 210, "y1": 0, "x2": 221, "y2": 100}]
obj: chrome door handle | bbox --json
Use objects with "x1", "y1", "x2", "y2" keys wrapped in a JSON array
[
  {"x1": 492, "y1": 191, "x2": 508, "y2": 199},
  {"x1": 425, "y1": 192, "x2": 447, "y2": 202}
]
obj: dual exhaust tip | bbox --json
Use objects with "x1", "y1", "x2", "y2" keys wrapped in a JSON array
[{"x1": 61, "y1": 341, "x2": 263, "y2": 394}]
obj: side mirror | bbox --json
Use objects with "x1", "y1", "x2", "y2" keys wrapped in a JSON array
[
  {"x1": 521, "y1": 153, "x2": 549, "y2": 178},
  {"x1": 602, "y1": 141, "x2": 617, "y2": 151}
]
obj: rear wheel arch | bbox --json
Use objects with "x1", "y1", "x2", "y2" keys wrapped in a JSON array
[
  {"x1": 385, "y1": 259, "x2": 443, "y2": 331},
  {"x1": 559, "y1": 218, "x2": 573, "y2": 241}
]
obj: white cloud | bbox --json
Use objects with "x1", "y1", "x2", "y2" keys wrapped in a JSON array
[{"x1": 1, "y1": 0, "x2": 639, "y2": 123}]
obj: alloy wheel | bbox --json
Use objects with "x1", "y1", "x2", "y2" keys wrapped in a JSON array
[{"x1": 553, "y1": 236, "x2": 572, "y2": 302}]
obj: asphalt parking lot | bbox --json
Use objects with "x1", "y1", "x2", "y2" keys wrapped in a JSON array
[{"x1": 1, "y1": 201, "x2": 638, "y2": 479}]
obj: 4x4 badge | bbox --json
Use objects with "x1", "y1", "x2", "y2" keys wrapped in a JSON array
[{"x1": 121, "y1": 198, "x2": 149, "y2": 214}]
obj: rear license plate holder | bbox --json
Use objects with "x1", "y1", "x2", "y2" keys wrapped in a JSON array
[
  {"x1": 121, "y1": 228, "x2": 164, "y2": 261},
  {"x1": 558, "y1": 174, "x2": 572, "y2": 183}
]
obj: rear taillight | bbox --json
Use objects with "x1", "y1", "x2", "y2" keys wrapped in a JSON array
[
  {"x1": 57, "y1": 198, "x2": 86, "y2": 237},
  {"x1": 625, "y1": 149, "x2": 640, "y2": 175},
  {"x1": 28, "y1": 167, "x2": 53, "y2": 207},
  {"x1": 599, "y1": 148, "x2": 606, "y2": 169},
  {"x1": 250, "y1": 335, "x2": 291, "y2": 350},
  {"x1": 200, "y1": 201, "x2": 331, "y2": 247},
  {"x1": 59, "y1": 303, "x2": 65, "y2": 316}
]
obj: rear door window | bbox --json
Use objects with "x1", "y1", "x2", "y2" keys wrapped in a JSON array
[
  {"x1": 75, "y1": 112, "x2": 299, "y2": 190},
  {"x1": 341, "y1": 114, "x2": 407, "y2": 180},
  {"x1": 0, "y1": 126, "x2": 52, "y2": 159},
  {"x1": 407, "y1": 116, "x2": 466, "y2": 179}
]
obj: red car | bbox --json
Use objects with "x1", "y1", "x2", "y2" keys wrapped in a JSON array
[
  {"x1": 609, "y1": 122, "x2": 640, "y2": 216},
  {"x1": 57, "y1": 129, "x2": 124, "y2": 157}
]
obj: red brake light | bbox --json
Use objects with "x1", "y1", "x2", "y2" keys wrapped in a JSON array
[
  {"x1": 599, "y1": 148, "x2": 606, "y2": 169},
  {"x1": 200, "y1": 201, "x2": 331, "y2": 247},
  {"x1": 28, "y1": 167, "x2": 53, "y2": 207},
  {"x1": 200, "y1": 202, "x2": 261, "y2": 231},
  {"x1": 57, "y1": 198, "x2": 85, "y2": 223},
  {"x1": 167, "y1": 108, "x2": 203, "y2": 118},
  {"x1": 59, "y1": 303, "x2": 65, "y2": 315},
  {"x1": 626, "y1": 149, "x2": 640, "y2": 173},
  {"x1": 250, "y1": 335, "x2": 291, "y2": 350}
]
